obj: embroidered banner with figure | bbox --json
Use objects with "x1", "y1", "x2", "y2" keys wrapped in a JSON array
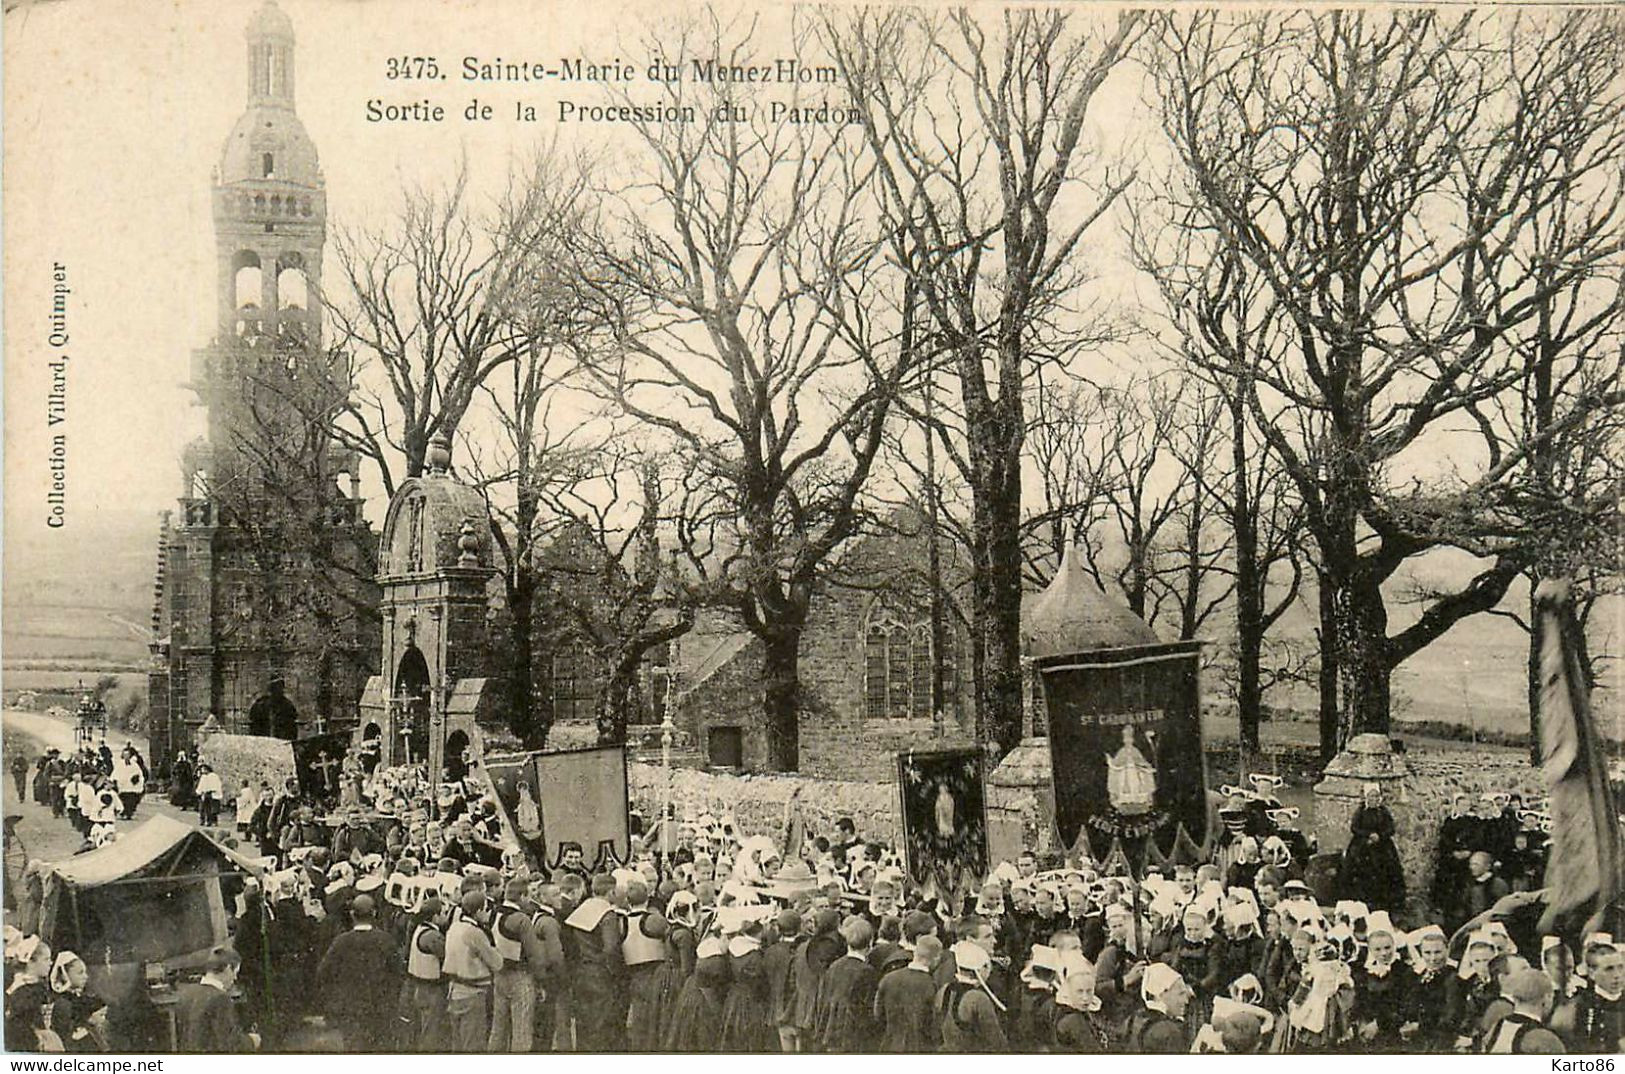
[
  {"x1": 896, "y1": 747, "x2": 988, "y2": 902},
  {"x1": 1037, "y1": 641, "x2": 1208, "y2": 866}
]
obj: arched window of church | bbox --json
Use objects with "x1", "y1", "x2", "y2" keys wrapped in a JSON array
[
  {"x1": 262, "y1": 153, "x2": 274, "y2": 179},
  {"x1": 864, "y1": 625, "x2": 887, "y2": 720},
  {"x1": 942, "y1": 630, "x2": 960, "y2": 711},
  {"x1": 863, "y1": 599, "x2": 960, "y2": 722},
  {"x1": 910, "y1": 625, "x2": 933, "y2": 719},
  {"x1": 887, "y1": 629, "x2": 912, "y2": 719}
]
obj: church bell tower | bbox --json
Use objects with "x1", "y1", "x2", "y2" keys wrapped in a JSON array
[{"x1": 148, "y1": 2, "x2": 379, "y2": 761}]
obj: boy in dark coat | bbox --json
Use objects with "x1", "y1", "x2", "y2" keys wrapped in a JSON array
[
  {"x1": 316, "y1": 895, "x2": 403, "y2": 1051},
  {"x1": 875, "y1": 935, "x2": 942, "y2": 1051},
  {"x1": 813, "y1": 916, "x2": 880, "y2": 1052}
]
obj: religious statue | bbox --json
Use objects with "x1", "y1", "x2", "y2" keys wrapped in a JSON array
[
  {"x1": 515, "y1": 778, "x2": 542, "y2": 841},
  {"x1": 338, "y1": 752, "x2": 365, "y2": 810},
  {"x1": 1105, "y1": 725, "x2": 1156, "y2": 815},
  {"x1": 934, "y1": 781, "x2": 957, "y2": 838}
]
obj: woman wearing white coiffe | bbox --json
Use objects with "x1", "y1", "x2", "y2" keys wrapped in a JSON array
[{"x1": 730, "y1": 835, "x2": 783, "y2": 886}]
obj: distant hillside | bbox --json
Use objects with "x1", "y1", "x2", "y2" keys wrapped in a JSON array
[
  {"x1": 1183, "y1": 548, "x2": 1621, "y2": 741},
  {"x1": 3, "y1": 506, "x2": 159, "y2": 666}
]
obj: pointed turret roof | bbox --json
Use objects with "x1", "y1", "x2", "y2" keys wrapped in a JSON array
[{"x1": 1021, "y1": 542, "x2": 1160, "y2": 659}]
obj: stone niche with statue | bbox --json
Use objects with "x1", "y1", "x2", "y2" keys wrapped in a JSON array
[{"x1": 357, "y1": 434, "x2": 507, "y2": 784}]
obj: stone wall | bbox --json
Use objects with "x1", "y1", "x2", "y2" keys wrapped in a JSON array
[
  {"x1": 1394, "y1": 748, "x2": 1544, "y2": 913},
  {"x1": 197, "y1": 731, "x2": 296, "y2": 805}
]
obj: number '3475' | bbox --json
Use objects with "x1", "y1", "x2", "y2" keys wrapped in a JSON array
[{"x1": 386, "y1": 56, "x2": 441, "y2": 80}]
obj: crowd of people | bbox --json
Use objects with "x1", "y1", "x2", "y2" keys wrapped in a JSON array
[
  {"x1": 3, "y1": 740, "x2": 1619, "y2": 1055},
  {"x1": 18, "y1": 741, "x2": 150, "y2": 850}
]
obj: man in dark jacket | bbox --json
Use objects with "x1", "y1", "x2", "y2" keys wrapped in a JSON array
[
  {"x1": 1454, "y1": 852, "x2": 1511, "y2": 935},
  {"x1": 814, "y1": 916, "x2": 880, "y2": 1051},
  {"x1": 176, "y1": 946, "x2": 258, "y2": 1052},
  {"x1": 791, "y1": 907, "x2": 844, "y2": 1047},
  {"x1": 331, "y1": 810, "x2": 381, "y2": 862},
  {"x1": 875, "y1": 934, "x2": 941, "y2": 1051},
  {"x1": 1559, "y1": 942, "x2": 1625, "y2": 1054},
  {"x1": 317, "y1": 895, "x2": 403, "y2": 1051},
  {"x1": 10, "y1": 751, "x2": 30, "y2": 798},
  {"x1": 562, "y1": 873, "x2": 627, "y2": 1051}
]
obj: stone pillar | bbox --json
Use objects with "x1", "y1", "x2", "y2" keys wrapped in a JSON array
[
  {"x1": 987, "y1": 737, "x2": 1056, "y2": 865},
  {"x1": 1313, "y1": 732, "x2": 1434, "y2": 910}
]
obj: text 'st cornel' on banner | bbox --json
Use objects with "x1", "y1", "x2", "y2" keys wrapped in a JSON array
[{"x1": 1038, "y1": 640, "x2": 1207, "y2": 864}]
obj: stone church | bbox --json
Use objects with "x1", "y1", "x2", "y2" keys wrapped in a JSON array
[{"x1": 147, "y1": 2, "x2": 379, "y2": 762}]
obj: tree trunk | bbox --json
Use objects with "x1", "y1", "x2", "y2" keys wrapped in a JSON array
[
  {"x1": 508, "y1": 579, "x2": 542, "y2": 747},
  {"x1": 968, "y1": 556, "x2": 989, "y2": 748},
  {"x1": 1335, "y1": 562, "x2": 1393, "y2": 739},
  {"x1": 403, "y1": 426, "x2": 429, "y2": 480},
  {"x1": 974, "y1": 444, "x2": 1026, "y2": 759},
  {"x1": 1527, "y1": 583, "x2": 1542, "y2": 766},
  {"x1": 597, "y1": 654, "x2": 638, "y2": 747},
  {"x1": 761, "y1": 628, "x2": 803, "y2": 771},
  {"x1": 1126, "y1": 516, "x2": 1149, "y2": 620},
  {"x1": 1317, "y1": 572, "x2": 1340, "y2": 766},
  {"x1": 1180, "y1": 489, "x2": 1203, "y2": 640},
  {"x1": 1230, "y1": 396, "x2": 1264, "y2": 753}
]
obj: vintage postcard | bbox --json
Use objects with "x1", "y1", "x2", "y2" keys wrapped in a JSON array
[{"x1": 3, "y1": 0, "x2": 1621, "y2": 1058}]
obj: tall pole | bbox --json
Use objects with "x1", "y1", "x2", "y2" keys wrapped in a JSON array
[
  {"x1": 429, "y1": 674, "x2": 448, "y2": 822},
  {"x1": 661, "y1": 636, "x2": 678, "y2": 861},
  {"x1": 907, "y1": 272, "x2": 948, "y2": 739}
]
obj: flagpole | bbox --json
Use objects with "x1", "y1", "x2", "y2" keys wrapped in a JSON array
[{"x1": 661, "y1": 682, "x2": 675, "y2": 862}]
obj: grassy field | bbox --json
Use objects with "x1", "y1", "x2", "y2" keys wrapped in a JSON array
[{"x1": 1, "y1": 604, "x2": 149, "y2": 665}]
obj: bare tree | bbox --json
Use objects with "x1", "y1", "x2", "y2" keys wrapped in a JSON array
[
  {"x1": 1146, "y1": 9, "x2": 1625, "y2": 745},
  {"x1": 827, "y1": 7, "x2": 1143, "y2": 757},
  {"x1": 1150, "y1": 384, "x2": 1237, "y2": 643},
  {"x1": 537, "y1": 450, "x2": 710, "y2": 746},
  {"x1": 325, "y1": 159, "x2": 558, "y2": 495},
  {"x1": 579, "y1": 11, "x2": 917, "y2": 771},
  {"x1": 1128, "y1": 182, "x2": 1310, "y2": 754},
  {"x1": 1084, "y1": 378, "x2": 1187, "y2": 627},
  {"x1": 1022, "y1": 378, "x2": 1115, "y2": 586},
  {"x1": 457, "y1": 148, "x2": 615, "y2": 747},
  {"x1": 212, "y1": 333, "x2": 380, "y2": 723},
  {"x1": 1482, "y1": 13, "x2": 1625, "y2": 758}
]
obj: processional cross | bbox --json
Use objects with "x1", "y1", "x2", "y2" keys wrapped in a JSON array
[{"x1": 312, "y1": 751, "x2": 342, "y2": 792}]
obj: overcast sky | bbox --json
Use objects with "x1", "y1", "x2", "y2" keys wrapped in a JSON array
[{"x1": 0, "y1": 0, "x2": 1535, "y2": 550}]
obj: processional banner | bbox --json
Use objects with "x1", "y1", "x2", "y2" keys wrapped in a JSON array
[
  {"x1": 484, "y1": 745, "x2": 631, "y2": 872},
  {"x1": 896, "y1": 747, "x2": 989, "y2": 901},
  {"x1": 1038, "y1": 642, "x2": 1208, "y2": 865},
  {"x1": 292, "y1": 731, "x2": 352, "y2": 804}
]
